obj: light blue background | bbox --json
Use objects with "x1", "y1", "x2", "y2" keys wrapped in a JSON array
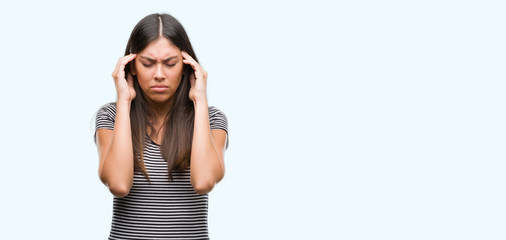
[{"x1": 0, "y1": 0, "x2": 504, "y2": 239}]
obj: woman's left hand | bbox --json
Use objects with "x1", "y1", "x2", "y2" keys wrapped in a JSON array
[{"x1": 182, "y1": 51, "x2": 208, "y2": 103}]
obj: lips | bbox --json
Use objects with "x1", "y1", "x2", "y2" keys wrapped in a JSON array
[{"x1": 151, "y1": 85, "x2": 169, "y2": 92}]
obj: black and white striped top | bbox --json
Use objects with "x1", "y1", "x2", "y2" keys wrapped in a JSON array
[{"x1": 94, "y1": 102, "x2": 229, "y2": 240}]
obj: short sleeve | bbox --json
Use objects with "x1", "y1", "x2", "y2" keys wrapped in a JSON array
[
  {"x1": 93, "y1": 102, "x2": 117, "y2": 144},
  {"x1": 209, "y1": 106, "x2": 229, "y2": 150}
]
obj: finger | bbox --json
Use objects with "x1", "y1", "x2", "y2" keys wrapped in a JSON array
[
  {"x1": 181, "y1": 52, "x2": 208, "y2": 83},
  {"x1": 181, "y1": 51, "x2": 202, "y2": 73},
  {"x1": 115, "y1": 53, "x2": 137, "y2": 71},
  {"x1": 113, "y1": 54, "x2": 137, "y2": 79},
  {"x1": 126, "y1": 72, "x2": 134, "y2": 87},
  {"x1": 183, "y1": 60, "x2": 203, "y2": 80},
  {"x1": 189, "y1": 72, "x2": 196, "y2": 87},
  {"x1": 115, "y1": 53, "x2": 137, "y2": 69},
  {"x1": 181, "y1": 53, "x2": 197, "y2": 67},
  {"x1": 118, "y1": 53, "x2": 137, "y2": 70}
]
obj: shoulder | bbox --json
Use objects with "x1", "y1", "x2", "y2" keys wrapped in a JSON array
[
  {"x1": 94, "y1": 102, "x2": 117, "y2": 131},
  {"x1": 208, "y1": 106, "x2": 227, "y2": 118},
  {"x1": 208, "y1": 105, "x2": 229, "y2": 149},
  {"x1": 208, "y1": 106, "x2": 228, "y2": 129},
  {"x1": 96, "y1": 102, "x2": 117, "y2": 117}
]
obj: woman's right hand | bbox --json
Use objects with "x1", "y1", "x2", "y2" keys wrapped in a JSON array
[{"x1": 111, "y1": 53, "x2": 137, "y2": 102}]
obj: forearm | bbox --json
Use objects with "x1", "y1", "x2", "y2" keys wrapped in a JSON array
[
  {"x1": 190, "y1": 100, "x2": 224, "y2": 194},
  {"x1": 100, "y1": 100, "x2": 134, "y2": 196}
]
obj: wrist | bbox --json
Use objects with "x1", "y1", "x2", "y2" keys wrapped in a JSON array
[
  {"x1": 116, "y1": 99, "x2": 132, "y2": 107},
  {"x1": 193, "y1": 98, "x2": 208, "y2": 106}
]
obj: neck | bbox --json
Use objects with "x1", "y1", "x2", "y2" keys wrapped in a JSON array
[{"x1": 147, "y1": 97, "x2": 175, "y2": 124}]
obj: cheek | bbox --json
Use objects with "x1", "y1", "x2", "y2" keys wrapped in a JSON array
[
  {"x1": 135, "y1": 71, "x2": 152, "y2": 89},
  {"x1": 136, "y1": 67, "x2": 154, "y2": 83},
  {"x1": 165, "y1": 65, "x2": 184, "y2": 78},
  {"x1": 136, "y1": 78, "x2": 149, "y2": 92}
]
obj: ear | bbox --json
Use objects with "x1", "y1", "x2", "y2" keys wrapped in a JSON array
[{"x1": 129, "y1": 61, "x2": 137, "y2": 76}]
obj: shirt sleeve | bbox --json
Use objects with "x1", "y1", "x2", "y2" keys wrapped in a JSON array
[
  {"x1": 208, "y1": 106, "x2": 229, "y2": 150},
  {"x1": 93, "y1": 102, "x2": 117, "y2": 144}
]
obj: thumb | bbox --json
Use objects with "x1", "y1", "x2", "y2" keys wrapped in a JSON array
[
  {"x1": 189, "y1": 73, "x2": 196, "y2": 87},
  {"x1": 126, "y1": 73, "x2": 134, "y2": 87}
]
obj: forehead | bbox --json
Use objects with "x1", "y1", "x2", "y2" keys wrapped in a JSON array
[{"x1": 139, "y1": 37, "x2": 180, "y2": 58}]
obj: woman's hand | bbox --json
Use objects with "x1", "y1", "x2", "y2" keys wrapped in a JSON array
[
  {"x1": 182, "y1": 51, "x2": 208, "y2": 103},
  {"x1": 111, "y1": 53, "x2": 137, "y2": 102}
]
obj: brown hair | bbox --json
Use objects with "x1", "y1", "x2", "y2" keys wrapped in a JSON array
[{"x1": 124, "y1": 13, "x2": 198, "y2": 181}]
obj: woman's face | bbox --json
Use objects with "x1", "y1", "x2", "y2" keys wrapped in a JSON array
[{"x1": 132, "y1": 37, "x2": 184, "y2": 105}]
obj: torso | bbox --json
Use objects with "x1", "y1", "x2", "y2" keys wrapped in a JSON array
[
  {"x1": 109, "y1": 137, "x2": 209, "y2": 239},
  {"x1": 147, "y1": 121, "x2": 165, "y2": 145},
  {"x1": 95, "y1": 102, "x2": 228, "y2": 239}
]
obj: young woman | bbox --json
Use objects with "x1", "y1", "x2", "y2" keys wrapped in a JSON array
[{"x1": 94, "y1": 13, "x2": 229, "y2": 239}]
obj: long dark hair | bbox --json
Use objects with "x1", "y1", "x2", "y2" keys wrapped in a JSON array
[{"x1": 124, "y1": 13, "x2": 198, "y2": 181}]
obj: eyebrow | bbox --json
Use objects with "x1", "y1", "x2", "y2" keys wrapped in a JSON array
[{"x1": 140, "y1": 56, "x2": 178, "y2": 62}]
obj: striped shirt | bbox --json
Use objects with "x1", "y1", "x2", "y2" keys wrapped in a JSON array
[{"x1": 94, "y1": 102, "x2": 229, "y2": 240}]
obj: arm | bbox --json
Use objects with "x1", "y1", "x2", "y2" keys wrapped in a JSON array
[
  {"x1": 182, "y1": 51, "x2": 227, "y2": 195},
  {"x1": 96, "y1": 101, "x2": 134, "y2": 197},
  {"x1": 96, "y1": 53, "x2": 138, "y2": 197},
  {"x1": 190, "y1": 100, "x2": 228, "y2": 195}
]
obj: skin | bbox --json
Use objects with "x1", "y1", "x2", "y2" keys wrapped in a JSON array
[{"x1": 96, "y1": 37, "x2": 227, "y2": 196}]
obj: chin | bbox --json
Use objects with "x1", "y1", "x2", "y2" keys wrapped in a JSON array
[{"x1": 148, "y1": 95, "x2": 174, "y2": 104}]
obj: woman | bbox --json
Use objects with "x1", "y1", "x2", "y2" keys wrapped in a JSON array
[{"x1": 94, "y1": 13, "x2": 229, "y2": 239}]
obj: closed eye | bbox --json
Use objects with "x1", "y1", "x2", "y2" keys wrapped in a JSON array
[{"x1": 142, "y1": 63, "x2": 175, "y2": 67}]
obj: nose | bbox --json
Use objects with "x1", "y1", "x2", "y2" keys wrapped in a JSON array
[{"x1": 154, "y1": 64, "x2": 165, "y2": 80}]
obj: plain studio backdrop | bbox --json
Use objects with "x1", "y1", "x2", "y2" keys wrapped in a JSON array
[{"x1": 0, "y1": 0, "x2": 504, "y2": 239}]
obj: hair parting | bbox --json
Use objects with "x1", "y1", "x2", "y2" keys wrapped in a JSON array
[{"x1": 158, "y1": 15, "x2": 163, "y2": 37}]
